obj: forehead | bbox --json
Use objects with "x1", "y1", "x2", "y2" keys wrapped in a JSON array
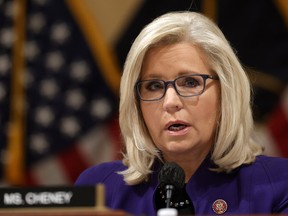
[{"x1": 140, "y1": 42, "x2": 211, "y2": 79}]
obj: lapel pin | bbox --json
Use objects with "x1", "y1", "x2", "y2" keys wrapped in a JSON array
[{"x1": 212, "y1": 199, "x2": 228, "y2": 214}]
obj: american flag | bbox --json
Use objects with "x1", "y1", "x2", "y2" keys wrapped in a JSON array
[
  {"x1": 0, "y1": 0, "x2": 122, "y2": 186},
  {"x1": 0, "y1": 0, "x2": 13, "y2": 185}
]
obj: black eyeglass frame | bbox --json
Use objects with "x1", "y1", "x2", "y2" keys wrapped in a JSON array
[{"x1": 135, "y1": 74, "x2": 219, "y2": 101}]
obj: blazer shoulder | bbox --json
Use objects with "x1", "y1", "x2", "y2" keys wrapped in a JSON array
[
  {"x1": 252, "y1": 155, "x2": 288, "y2": 213},
  {"x1": 75, "y1": 160, "x2": 126, "y2": 185},
  {"x1": 249, "y1": 155, "x2": 288, "y2": 181},
  {"x1": 254, "y1": 155, "x2": 288, "y2": 176}
]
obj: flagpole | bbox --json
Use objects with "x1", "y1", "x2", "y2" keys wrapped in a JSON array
[
  {"x1": 202, "y1": 0, "x2": 218, "y2": 22},
  {"x1": 274, "y1": 0, "x2": 288, "y2": 27},
  {"x1": 5, "y1": 0, "x2": 27, "y2": 185}
]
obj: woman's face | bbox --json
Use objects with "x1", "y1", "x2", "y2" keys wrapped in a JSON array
[{"x1": 139, "y1": 42, "x2": 220, "y2": 162}]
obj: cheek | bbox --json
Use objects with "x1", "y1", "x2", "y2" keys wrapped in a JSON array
[
  {"x1": 204, "y1": 99, "x2": 220, "y2": 130},
  {"x1": 205, "y1": 85, "x2": 220, "y2": 116},
  {"x1": 140, "y1": 103, "x2": 160, "y2": 133},
  {"x1": 140, "y1": 103, "x2": 149, "y2": 122},
  {"x1": 194, "y1": 92, "x2": 220, "y2": 129}
]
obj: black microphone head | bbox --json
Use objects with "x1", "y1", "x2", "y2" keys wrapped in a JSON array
[{"x1": 158, "y1": 162, "x2": 185, "y2": 190}]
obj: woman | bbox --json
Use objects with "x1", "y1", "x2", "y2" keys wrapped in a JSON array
[{"x1": 76, "y1": 11, "x2": 288, "y2": 215}]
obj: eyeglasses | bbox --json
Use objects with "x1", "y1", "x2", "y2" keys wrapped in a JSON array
[{"x1": 135, "y1": 74, "x2": 219, "y2": 101}]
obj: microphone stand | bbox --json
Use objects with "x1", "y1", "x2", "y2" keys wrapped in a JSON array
[{"x1": 165, "y1": 185, "x2": 174, "y2": 208}]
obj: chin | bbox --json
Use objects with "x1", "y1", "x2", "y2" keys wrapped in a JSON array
[{"x1": 164, "y1": 144, "x2": 194, "y2": 154}]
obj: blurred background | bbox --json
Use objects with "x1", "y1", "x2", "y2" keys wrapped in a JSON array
[{"x1": 0, "y1": 0, "x2": 287, "y2": 186}]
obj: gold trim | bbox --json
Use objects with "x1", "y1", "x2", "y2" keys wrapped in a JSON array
[
  {"x1": 66, "y1": 0, "x2": 121, "y2": 96},
  {"x1": 247, "y1": 69, "x2": 285, "y2": 95}
]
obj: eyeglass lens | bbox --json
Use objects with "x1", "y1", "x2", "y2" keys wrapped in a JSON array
[{"x1": 137, "y1": 75, "x2": 208, "y2": 101}]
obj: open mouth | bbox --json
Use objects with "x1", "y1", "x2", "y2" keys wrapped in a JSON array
[{"x1": 168, "y1": 124, "x2": 187, "y2": 131}]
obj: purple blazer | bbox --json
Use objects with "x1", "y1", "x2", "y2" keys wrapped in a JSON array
[{"x1": 75, "y1": 155, "x2": 288, "y2": 215}]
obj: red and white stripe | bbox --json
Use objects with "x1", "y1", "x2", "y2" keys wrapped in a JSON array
[
  {"x1": 27, "y1": 118, "x2": 122, "y2": 185},
  {"x1": 254, "y1": 86, "x2": 288, "y2": 157}
]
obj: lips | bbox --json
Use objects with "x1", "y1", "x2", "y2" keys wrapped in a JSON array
[
  {"x1": 165, "y1": 121, "x2": 190, "y2": 132},
  {"x1": 168, "y1": 124, "x2": 187, "y2": 131}
]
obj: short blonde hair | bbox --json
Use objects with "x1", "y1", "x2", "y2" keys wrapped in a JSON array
[{"x1": 119, "y1": 11, "x2": 262, "y2": 185}]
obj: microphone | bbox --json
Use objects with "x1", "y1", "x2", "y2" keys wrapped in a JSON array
[{"x1": 158, "y1": 162, "x2": 185, "y2": 208}]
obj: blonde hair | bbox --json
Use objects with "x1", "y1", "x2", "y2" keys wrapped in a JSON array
[{"x1": 119, "y1": 11, "x2": 263, "y2": 185}]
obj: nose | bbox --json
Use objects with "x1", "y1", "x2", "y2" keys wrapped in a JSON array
[{"x1": 162, "y1": 86, "x2": 183, "y2": 112}]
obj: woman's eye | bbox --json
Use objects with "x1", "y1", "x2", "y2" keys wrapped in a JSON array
[
  {"x1": 182, "y1": 77, "x2": 200, "y2": 87},
  {"x1": 146, "y1": 81, "x2": 164, "y2": 91}
]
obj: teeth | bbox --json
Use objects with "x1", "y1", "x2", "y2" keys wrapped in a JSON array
[{"x1": 168, "y1": 124, "x2": 186, "y2": 131}]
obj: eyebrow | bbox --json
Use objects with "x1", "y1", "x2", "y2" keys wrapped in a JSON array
[
  {"x1": 141, "y1": 71, "x2": 201, "y2": 80},
  {"x1": 141, "y1": 74, "x2": 162, "y2": 80}
]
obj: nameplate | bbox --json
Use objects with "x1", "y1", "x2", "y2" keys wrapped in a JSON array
[{"x1": 0, "y1": 186, "x2": 95, "y2": 208}]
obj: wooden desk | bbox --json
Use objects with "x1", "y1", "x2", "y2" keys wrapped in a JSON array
[{"x1": 0, "y1": 207, "x2": 129, "y2": 216}]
